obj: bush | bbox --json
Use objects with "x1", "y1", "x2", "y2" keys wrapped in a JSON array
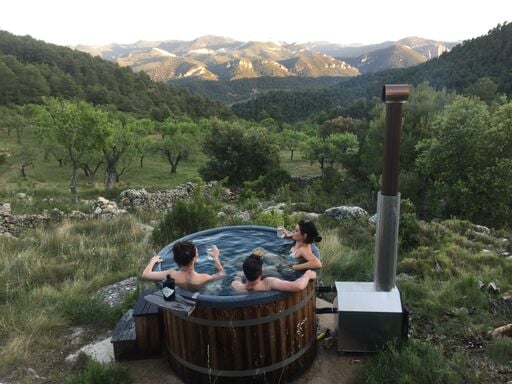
[
  {"x1": 64, "y1": 358, "x2": 132, "y2": 384},
  {"x1": 242, "y1": 168, "x2": 293, "y2": 198},
  {"x1": 399, "y1": 199, "x2": 423, "y2": 250},
  {"x1": 151, "y1": 190, "x2": 219, "y2": 247}
]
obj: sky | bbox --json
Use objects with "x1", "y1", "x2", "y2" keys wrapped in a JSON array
[{"x1": 1, "y1": 0, "x2": 510, "y2": 46}]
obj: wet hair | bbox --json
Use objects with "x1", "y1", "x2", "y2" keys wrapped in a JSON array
[
  {"x1": 243, "y1": 254, "x2": 264, "y2": 282},
  {"x1": 298, "y1": 220, "x2": 322, "y2": 244},
  {"x1": 172, "y1": 241, "x2": 196, "y2": 267}
]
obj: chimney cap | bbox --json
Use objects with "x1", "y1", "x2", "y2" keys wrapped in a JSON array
[{"x1": 382, "y1": 84, "x2": 410, "y2": 103}]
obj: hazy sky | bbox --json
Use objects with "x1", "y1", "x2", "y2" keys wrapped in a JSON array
[{"x1": 1, "y1": 0, "x2": 510, "y2": 46}]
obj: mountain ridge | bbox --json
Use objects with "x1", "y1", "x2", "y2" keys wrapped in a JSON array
[{"x1": 74, "y1": 34, "x2": 456, "y2": 81}]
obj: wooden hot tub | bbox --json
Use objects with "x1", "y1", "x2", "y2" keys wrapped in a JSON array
[
  {"x1": 162, "y1": 281, "x2": 317, "y2": 384},
  {"x1": 153, "y1": 226, "x2": 318, "y2": 383}
]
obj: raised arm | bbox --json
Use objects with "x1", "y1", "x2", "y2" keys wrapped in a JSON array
[
  {"x1": 142, "y1": 255, "x2": 173, "y2": 281},
  {"x1": 266, "y1": 270, "x2": 316, "y2": 292},
  {"x1": 209, "y1": 245, "x2": 224, "y2": 273}
]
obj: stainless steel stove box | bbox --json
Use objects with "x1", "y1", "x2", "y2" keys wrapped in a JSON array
[{"x1": 335, "y1": 281, "x2": 404, "y2": 352}]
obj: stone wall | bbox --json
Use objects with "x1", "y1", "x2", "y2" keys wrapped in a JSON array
[{"x1": 119, "y1": 181, "x2": 234, "y2": 212}]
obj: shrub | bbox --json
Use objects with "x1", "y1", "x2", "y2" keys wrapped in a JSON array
[
  {"x1": 399, "y1": 199, "x2": 423, "y2": 250},
  {"x1": 151, "y1": 190, "x2": 219, "y2": 247},
  {"x1": 64, "y1": 358, "x2": 132, "y2": 384},
  {"x1": 242, "y1": 168, "x2": 293, "y2": 198}
]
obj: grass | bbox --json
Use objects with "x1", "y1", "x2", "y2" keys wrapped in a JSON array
[{"x1": 0, "y1": 216, "x2": 154, "y2": 382}]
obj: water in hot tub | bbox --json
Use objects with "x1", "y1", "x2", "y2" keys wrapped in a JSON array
[{"x1": 157, "y1": 228, "x2": 302, "y2": 295}]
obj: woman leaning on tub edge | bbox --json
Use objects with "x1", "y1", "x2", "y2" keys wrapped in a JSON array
[{"x1": 283, "y1": 220, "x2": 322, "y2": 271}]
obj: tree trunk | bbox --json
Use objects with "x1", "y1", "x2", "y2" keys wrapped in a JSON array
[
  {"x1": 105, "y1": 166, "x2": 118, "y2": 189},
  {"x1": 70, "y1": 160, "x2": 79, "y2": 204},
  {"x1": 16, "y1": 127, "x2": 22, "y2": 144},
  {"x1": 290, "y1": 150, "x2": 294, "y2": 161},
  {"x1": 20, "y1": 160, "x2": 32, "y2": 178},
  {"x1": 140, "y1": 155, "x2": 144, "y2": 168}
]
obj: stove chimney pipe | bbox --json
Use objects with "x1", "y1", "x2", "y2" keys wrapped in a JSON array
[{"x1": 374, "y1": 84, "x2": 410, "y2": 292}]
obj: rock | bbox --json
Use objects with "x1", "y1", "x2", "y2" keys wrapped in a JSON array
[
  {"x1": 488, "y1": 282, "x2": 500, "y2": 294},
  {"x1": 93, "y1": 207, "x2": 102, "y2": 215},
  {"x1": 97, "y1": 277, "x2": 138, "y2": 307},
  {"x1": 97, "y1": 196, "x2": 109, "y2": 205},
  {"x1": 16, "y1": 193, "x2": 27, "y2": 199},
  {"x1": 0, "y1": 203, "x2": 11, "y2": 215},
  {"x1": 217, "y1": 211, "x2": 227, "y2": 218},
  {"x1": 237, "y1": 211, "x2": 251, "y2": 222},
  {"x1": 490, "y1": 323, "x2": 512, "y2": 338},
  {"x1": 368, "y1": 213, "x2": 378, "y2": 223},
  {"x1": 474, "y1": 224, "x2": 490, "y2": 235},
  {"x1": 324, "y1": 206, "x2": 368, "y2": 221},
  {"x1": 66, "y1": 336, "x2": 114, "y2": 364},
  {"x1": 292, "y1": 211, "x2": 321, "y2": 221}
]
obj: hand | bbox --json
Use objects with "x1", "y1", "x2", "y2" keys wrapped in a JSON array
[
  {"x1": 305, "y1": 270, "x2": 317, "y2": 280},
  {"x1": 210, "y1": 245, "x2": 220, "y2": 259},
  {"x1": 151, "y1": 255, "x2": 163, "y2": 264}
]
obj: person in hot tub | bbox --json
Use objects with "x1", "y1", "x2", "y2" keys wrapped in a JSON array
[
  {"x1": 282, "y1": 220, "x2": 322, "y2": 271},
  {"x1": 231, "y1": 253, "x2": 316, "y2": 292},
  {"x1": 142, "y1": 241, "x2": 225, "y2": 289}
]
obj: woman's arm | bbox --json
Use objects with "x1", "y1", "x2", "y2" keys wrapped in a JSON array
[
  {"x1": 266, "y1": 270, "x2": 316, "y2": 292},
  {"x1": 142, "y1": 255, "x2": 173, "y2": 281},
  {"x1": 292, "y1": 248, "x2": 322, "y2": 271}
]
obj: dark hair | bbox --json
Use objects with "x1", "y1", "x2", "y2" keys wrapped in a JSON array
[
  {"x1": 298, "y1": 220, "x2": 322, "y2": 244},
  {"x1": 172, "y1": 241, "x2": 196, "y2": 267},
  {"x1": 243, "y1": 254, "x2": 263, "y2": 282}
]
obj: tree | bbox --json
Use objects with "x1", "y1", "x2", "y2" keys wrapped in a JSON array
[
  {"x1": 200, "y1": 120, "x2": 280, "y2": 186},
  {"x1": 318, "y1": 116, "x2": 362, "y2": 139},
  {"x1": 37, "y1": 98, "x2": 109, "y2": 203},
  {"x1": 279, "y1": 129, "x2": 308, "y2": 160},
  {"x1": 303, "y1": 133, "x2": 358, "y2": 173},
  {"x1": 103, "y1": 115, "x2": 142, "y2": 188},
  {"x1": 156, "y1": 118, "x2": 199, "y2": 174},
  {"x1": 416, "y1": 96, "x2": 512, "y2": 226}
]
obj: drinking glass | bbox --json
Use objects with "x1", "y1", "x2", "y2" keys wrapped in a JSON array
[
  {"x1": 277, "y1": 226, "x2": 285, "y2": 238},
  {"x1": 206, "y1": 246, "x2": 214, "y2": 260}
]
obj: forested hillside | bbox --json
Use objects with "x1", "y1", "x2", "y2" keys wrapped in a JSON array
[
  {"x1": 233, "y1": 23, "x2": 512, "y2": 122},
  {"x1": 170, "y1": 76, "x2": 348, "y2": 104},
  {"x1": 0, "y1": 31, "x2": 231, "y2": 119}
]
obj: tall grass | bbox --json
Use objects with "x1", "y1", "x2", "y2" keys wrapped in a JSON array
[{"x1": 0, "y1": 216, "x2": 152, "y2": 379}]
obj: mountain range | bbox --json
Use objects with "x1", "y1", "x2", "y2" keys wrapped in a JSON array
[{"x1": 75, "y1": 35, "x2": 457, "y2": 81}]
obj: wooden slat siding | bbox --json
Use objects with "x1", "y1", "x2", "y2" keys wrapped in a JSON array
[
  {"x1": 206, "y1": 309, "x2": 219, "y2": 370},
  {"x1": 268, "y1": 301, "x2": 278, "y2": 365},
  {"x1": 161, "y1": 284, "x2": 317, "y2": 383},
  {"x1": 255, "y1": 305, "x2": 266, "y2": 367},
  {"x1": 218, "y1": 308, "x2": 230, "y2": 370},
  {"x1": 242, "y1": 306, "x2": 253, "y2": 369},
  {"x1": 287, "y1": 295, "x2": 296, "y2": 357},
  {"x1": 278, "y1": 298, "x2": 287, "y2": 363},
  {"x1": 197, "y1": 308, "x2": 207, "y2": 367}
]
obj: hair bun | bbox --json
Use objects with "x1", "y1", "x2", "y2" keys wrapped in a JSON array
[{"x1": 314, "y1": 236, "x2": 322, "y2": 243}]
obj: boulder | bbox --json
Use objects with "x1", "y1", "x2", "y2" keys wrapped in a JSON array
[{"x1": 324, "y1": 206, "x2": 368, "y2": 221}]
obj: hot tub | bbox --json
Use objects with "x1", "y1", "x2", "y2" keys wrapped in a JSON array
[{"x1": 156, "y1": 225, "x2": 317, "y2": 384}]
